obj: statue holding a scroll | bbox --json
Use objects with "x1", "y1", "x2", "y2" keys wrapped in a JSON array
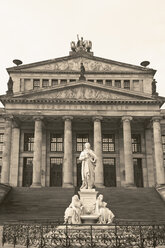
[{"x1": 79, "y1": 143, "x2": 97, "y2": 189}]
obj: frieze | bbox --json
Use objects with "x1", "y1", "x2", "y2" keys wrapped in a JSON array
[{"x1": 28, "y1": 86, "x2": 139, "y2": 101}]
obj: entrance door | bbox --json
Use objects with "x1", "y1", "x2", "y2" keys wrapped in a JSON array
[
  {"x1": 50, "y1": 157, "x2": 62, "y2": 187},
  {"x1": 103, "y1": 158, "x2": 116, "y2": 187},
  {"x1": 23, "y1": 157, "x2": 33, "y2": 187},
  {"x1": 133, "y1": 158, "x2": 143, "y2": 187},
  {"x1": 77, "y1": 158, "x2": 82, "y2": 187}
]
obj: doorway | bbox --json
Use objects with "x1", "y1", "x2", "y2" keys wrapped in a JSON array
[
  {"x1": 133, "y1": 158, "x2": 143, "y2": 187},
  {"x1": 103, "y1": 158, "x2": 116, "y2": 187},
  {"x1": 50, "y1": 157, "x2": 63, "y2": 187},
  {"x1": 23, "y1": 157, "x2": 33, "y2": 187}
]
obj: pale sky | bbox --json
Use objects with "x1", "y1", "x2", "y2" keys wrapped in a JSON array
[{"x1": 0, "y1": 0, "x2": 165, "y2": 106}]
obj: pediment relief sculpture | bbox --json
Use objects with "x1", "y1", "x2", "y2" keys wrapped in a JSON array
[{"x1": 26, "y1": 86, "x2": 142, "y2": 101}]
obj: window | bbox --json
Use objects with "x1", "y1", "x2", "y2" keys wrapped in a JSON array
[
  {"x1": 102, "y1": 134, "x2": 115, "y2": 152},
  {"x1": 50, "y1": 134, "x2": 63, "y2": 152},
  {"x1": 60, "y1": 79, "x2": 67, "y2": 85},
  {"x1": 70, "y1": 79, "x2": 76, "y2": 83},
  {"x1": 42, "y1": 79, "x2": 49, "y2": 88},
  {"x1": 115, "y1": 80, "x2": 121, "y2": 88},
  {"x1": 76, "y1": 134, "x2": 89, "y2": 152},
  {"x1": 51, "y1": 79, "x2": 58, "y2": 86},
  {"x1": 132, "y1": 134, "x2": 141, "y2": 153},
  {"x1": 88, "y1": 79, "x2": 94, "y2": 82},
  {"x1": 164, "y1": 158, "x2": 165, "y2": 167},
  {"x1": 0, "y1": 134, "x2": 4, "y2": 152},
  {"x1": 162, "y1": 135, "x2": 165, "y2": 153},
  {"x1": 105, "y1": 80, "x2": 112, "y2": 86},
  {"x1": 103, "y1": 158, "x2": 115, "y2": 165},
  {"x1": 24, "y1": 133, "x2": 34, "y2": 151},
  {"x1": 33, "y1": 79, "x2": 40, "y2": 89},
  {"x1": 97, "y1": 80, "x2": 103, "y2": 84},
  {"x1": 50, "y1": 157, "x2": 63, "y2": 165},
  {"x1": 124, "y1": 80, "x2": 130, "y2": 90},
  {"x1": 0, "y1": 157, "x2": 2, "y2": 182}
]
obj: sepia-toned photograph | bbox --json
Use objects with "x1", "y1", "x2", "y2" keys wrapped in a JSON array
[{"x1": 0, "y1": 0, "x2": 165, "y2": 247}]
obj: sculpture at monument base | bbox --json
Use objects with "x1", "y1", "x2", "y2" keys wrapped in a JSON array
[{"x1": 64, "y1": 142, "x2": 115, "y2": 224}]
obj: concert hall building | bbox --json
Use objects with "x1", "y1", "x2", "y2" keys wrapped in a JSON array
[{"x1": 0, "y1": 39, "x2": 165, "y2": 189}]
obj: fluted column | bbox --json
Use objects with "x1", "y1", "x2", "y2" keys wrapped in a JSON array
[
  {"x1": 122, "y1": 116, "x2": 134, "y2": 186},
  {"x1": 1, "y1": 115, "x2": 13, "y2": 184},
  {"x1": 63, "y1": 116, "x2": 73, "y2": 188},
  {"x1": 152, "y1": 117, "x2": 165, "y2": 185},
  {"x1": 31, "y1": 116, "x2": 43, "y2": 187},
  {"x1": 93, "y1": 116, "x2": 104, "y2": 188}
]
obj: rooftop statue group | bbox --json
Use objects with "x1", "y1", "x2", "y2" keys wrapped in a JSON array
[
  {"x1": 71, "y1": 35, "x2": 92, "y2": 53},
  {"x1": 64, "y1": 142, "x2": 115, "y2": 224}
]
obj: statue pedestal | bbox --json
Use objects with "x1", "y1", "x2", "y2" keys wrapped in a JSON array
[{"x1": 78, "y1": 189, "x2": 98, "y2": 214}]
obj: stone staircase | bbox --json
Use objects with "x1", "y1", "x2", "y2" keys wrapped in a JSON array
[
  {"x1": 0, "y1": 187, "x2": 164, "y2": 224},
  {"x1": 98, "y1": 187, "x2": 165, "y2": 222}
]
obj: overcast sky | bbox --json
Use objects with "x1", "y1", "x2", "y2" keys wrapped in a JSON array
[{"x1": 0, "y1": 0, "x2": 165, "y2": 106}]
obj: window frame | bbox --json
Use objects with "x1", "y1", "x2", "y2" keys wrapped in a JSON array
[
  {"x1": 115, "y1": 80, "x2": 121, "y2": 88},
  {"x1": 124, "y1": 80, "x2": 130, "y2": 90},
  {"x1": 24, "y1": 133, "x2": 34, "y2": 152},
  {"x1": 132, "y1": 134, "x2": 141, "y2": 153},
  {"x1": 162, "y1": 135, "x2": 165, "y2": 153},
  {"x1": 0, "y1": 133, "x2": 4, "y2": 152},
  {"x1": 102, "y1": 134, "x2": 115, "y2": 153},
  {"x1": 50, "y1": 133, "x2": 63, "y2": 152},
  {"x1": 33, "y1": 79, "x2": 40, "y2": 89},
  {"x1": 76, "y1": 134, "x2": 89, "y2": 152}
]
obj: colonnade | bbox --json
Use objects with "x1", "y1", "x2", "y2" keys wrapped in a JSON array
[{"x1": 1, "y1": 115, "x2": 165, "y2": 187}]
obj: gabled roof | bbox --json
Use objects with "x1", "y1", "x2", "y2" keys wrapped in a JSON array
[{"x1": 7, "y1": 51, "x2": 156, "y2": 75}]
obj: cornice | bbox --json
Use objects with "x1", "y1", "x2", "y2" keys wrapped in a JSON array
[
  {"x1": 7, "y1": 53, "x2": 156, "y2": 75},
  {"x1": 0, "y1": 98, "x2": 163, "y2": 105}
]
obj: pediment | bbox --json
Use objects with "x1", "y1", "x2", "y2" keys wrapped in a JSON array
[
  {"x1": 15, "y1": 83, "x2": 153, "y2": 101},
  {"x1": 7, "y1": 54, "x2": 155, "y2": 74}
]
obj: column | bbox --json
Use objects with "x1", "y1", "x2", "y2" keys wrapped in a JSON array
[
  {"x1": 1, "y1": 115, "x2": 13, "y2": 185},
  {"x1": 152, "y1": 117, "x2": 165, "y2": 185},
  {"x1": 93, "y1": 116, "x2": 104, "y2": 188},
  {"x1": 9, "y1": 122, "x2": 20, "y2": 186},
  {"x1": 31, "y1": 116, "x2": 43, "y2": 187},
  {"x1": 63, "y1": 116, "x2": 73, "y2": 188},
  {"x1": 122, "y1": 116, "x2": 134, "y2": 186}
]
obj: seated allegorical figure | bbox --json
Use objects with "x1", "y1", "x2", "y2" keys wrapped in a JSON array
[
  {"x1": 95, "y1": 194, "x2": 115, "y2": 224},
  {"x1": 64, "y1": 195, "x2": 83, "y2": 224}
]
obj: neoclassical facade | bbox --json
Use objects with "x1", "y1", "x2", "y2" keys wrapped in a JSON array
[{"x1": 0, "y1": 41, "x2": 165, "y2": 188}]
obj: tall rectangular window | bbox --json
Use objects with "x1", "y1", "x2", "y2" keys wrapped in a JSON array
[
  {"x1": 33, "y1": 79, "x2": 40, "y2": 89},
  {"x1": 76, "y1": 134, "x2": 89, "y2": 152},
  {"x1": 132, "y1": 134, "x2": 141, "y2": 153},
  {"x1": 42, "y1": 79, "x2": 49, "y2": 88},
  {"x1": 24, "y1": 133, "x2": 34, "y2": 151},
  {"x1": 105, "y1": 80, "x2": 112, "y2": 86},
  {"x1": 50, "y1": 134, "x2": 63, "y2": 152},
  {"x1": 0, "y1": 134, "x2": 4, "y2": 152},
  {"x1": 124, "y1": 80, "x2": 130, "y2": 89},
  {"x1": 115, "y1": 80, "x2": 121, "y2": 88},
  {"x1": 51, "y1": 79, "x2": 58, "y2": 86},
  {"x1": 162, "y1": 135, "x2": 165, "y2": 153},
  {"x1": 102, "y1": 134, "x2": 115, "y2": 152}
]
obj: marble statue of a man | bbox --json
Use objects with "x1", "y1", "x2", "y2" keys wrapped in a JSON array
[{"x1": 79, "y1": 143, "x2": 97, "y2": 189}]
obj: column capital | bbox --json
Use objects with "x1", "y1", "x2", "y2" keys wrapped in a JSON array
[
  {"x1": 62, "y1": 116, "x2": 73, "y2": 121},
  {"x1": 33, "y1": 116, "x2": 44, "y2": 121},
  {"x1": 92, "y1": 116, "x2": 103, "y2": 122},
  {"x1": 152, "y1": 116, "x2": 162, "y2": 123},
  {"x1": 122, "y1": 116, "x2": 132, "y2": 122}
]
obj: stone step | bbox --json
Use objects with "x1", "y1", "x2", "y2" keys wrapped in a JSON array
[{"x1": 0, "y1": 187, "x2": 164, "y2": 223}]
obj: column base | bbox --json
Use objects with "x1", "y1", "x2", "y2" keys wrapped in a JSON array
[
  {"x1": 95, "y1": 183, "x2": 105, "y2": 188},
  {"x1": 30, "y1": 183, "x2": 42, "y2": 188},
  {"x1": 62, "y1": 183, "x2": 74, "y2": 188}
]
